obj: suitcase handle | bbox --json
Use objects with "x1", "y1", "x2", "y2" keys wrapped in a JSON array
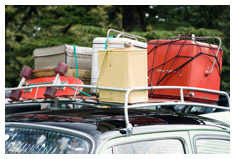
[
  {"x1": 105, "y1": 41, "x2": 134, "y2": 50},
  {"x1": 196, "y1": 36, "x2": 222, "y2": 76},
  {"x1": 107, "y1": 28, "x2": 147, "y2": 43}
]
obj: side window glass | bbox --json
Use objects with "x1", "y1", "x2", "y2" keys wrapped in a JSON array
[
  {"x1": 5, "y1": 126, "x2": 92, "y2": 154},
  {"x1": 113, "y1": 139, "x2": 185, "y2": 154},
  {"x1": 195, "y1": 139, "x2": 230, "y2": 154}
]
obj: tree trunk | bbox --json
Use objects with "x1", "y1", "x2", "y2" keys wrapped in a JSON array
[
  {"x1": 122, "y1": 6, "x2": 140, "y2": 31},
  {"x1": 122, "y1": 6, "x2": 147, "y2": 31}
]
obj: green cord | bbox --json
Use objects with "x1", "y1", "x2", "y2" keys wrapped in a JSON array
[
  {"x1": 72, "y1": 45, "x2": 79, "y2": 79},
  {"x1": 72, "y1": 44, "x2": 93, "y2": 97},
  {"x1": 29, "y1": 82, "x2": 93, "y2": 97},
  {"x1": 95, "y1": 35, "x2": 114, "y2": 97},
  {"x1": 105, "y1": 35, "x2": 114, "y2": 50},
  {"x1": 70, "y1": 86, "x2": 93, "y2": 97},
  {"x1": 28, "y1": 82, "x2": 53, "y2": 86}
]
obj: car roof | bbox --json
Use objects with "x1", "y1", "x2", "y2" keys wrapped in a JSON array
[
  {"x1": 5, "y1": 108, "x2": 230, "y2": 149},
  {"x1": 5, "y1": 108, "x2": 229, "y2": 133}
]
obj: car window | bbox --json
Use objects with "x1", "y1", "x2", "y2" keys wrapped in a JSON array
[
  {"x1": 113, "y1": 139, "x2": 185, "y2": 154},
  {"x1": 195, "y1": 138, "x2": 230, "y2": 154},
  {"x1": 5, "y1": 125, "x2": 92, "y2": 154}
]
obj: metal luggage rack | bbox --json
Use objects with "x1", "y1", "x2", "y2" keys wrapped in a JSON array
[
  {"x1": 107, "y1": 28, "x2": 147, "y2": 43},
  {"x1": 6, "y1": 84, "x2": 230, "y2": 134}
]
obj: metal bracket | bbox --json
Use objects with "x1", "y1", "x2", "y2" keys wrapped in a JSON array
[
  {"x1": 52, "y1": 73, "x2": 67, "y2": 90},
  {"x1": 126, "y1": 123, "x2": 133, "y2": 136},
  {"x1": 172, "y1": 35, "x2": 222, "y2": 76}
]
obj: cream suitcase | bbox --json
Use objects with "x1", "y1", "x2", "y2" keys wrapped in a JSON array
[
  {"x1": 91, "y1": 29, "x2": 147, "y2": 94},
  {"x1": 91, "y1": 37, "x2": 147, "y2": 93},
  {"x1": 98, "y1": 47, "x2": 148, "y2": 103}
]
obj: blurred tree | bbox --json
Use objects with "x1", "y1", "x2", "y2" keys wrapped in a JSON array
[
  {"x1": 122, "y1": 6, "x2": 149, "y2": 31},
  {"x1": 5, "y1": 5, "x2": 230, "y2": 91}
]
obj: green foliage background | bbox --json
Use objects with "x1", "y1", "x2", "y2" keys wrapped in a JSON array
[{"x1": 5, "y1": 5, "x2": 230, "y2": 91}]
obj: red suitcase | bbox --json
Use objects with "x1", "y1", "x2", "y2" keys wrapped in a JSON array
[{"x1": 147, "y1": 38, "x2": 223, "y2": 102}]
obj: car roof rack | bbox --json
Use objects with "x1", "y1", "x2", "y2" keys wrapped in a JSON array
[{"x1": 5, "y1": 84, "x2": 230, "y2": 135}]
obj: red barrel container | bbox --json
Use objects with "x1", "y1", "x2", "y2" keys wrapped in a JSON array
[{"x1": 147, "y1": 39, "x2": 223, "y2": 102}]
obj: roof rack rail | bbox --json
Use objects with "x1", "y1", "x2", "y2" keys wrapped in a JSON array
[
  {"x1": 6, "y1": 84, "x2": 230, "y2": 135},
  {"x1": 107, "y1": 28, "x2": 147, "y2": 43}
]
